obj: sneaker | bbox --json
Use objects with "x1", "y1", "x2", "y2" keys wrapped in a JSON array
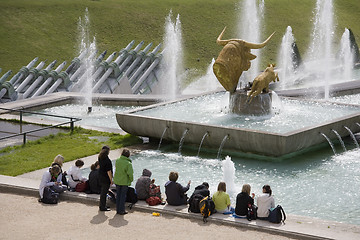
[{"x1": 99, "y1": 207, "x2": 111, "y2": 212}]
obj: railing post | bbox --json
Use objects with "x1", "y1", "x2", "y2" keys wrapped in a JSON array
[
  {"x1": 23, "y1": 133, "x2": 26, "y2": 145},
  {"x1": 70, "y1": 118, "x2": 74, "y2": 132},
  {"x1": 20, "y1": 111, "x2": 23, "y2": 133}
]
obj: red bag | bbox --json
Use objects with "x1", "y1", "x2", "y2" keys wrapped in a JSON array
[
  {"x1": 146, "y1": 196, "x2": 162, "y2": 206},
  {"x1": 75, "y1": 181, "x2": 89, "y2": 192},
  {"x1": 149, "y1": 183, "x2": 161, "y2": 198}
]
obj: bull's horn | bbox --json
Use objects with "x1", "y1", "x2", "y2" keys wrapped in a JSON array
[
  {"x1": 243, "y1": 32, "x2": 276, "y2": 49},
  {"x1": 216, "y1": 27, "x2": 231, "y2": 46}
]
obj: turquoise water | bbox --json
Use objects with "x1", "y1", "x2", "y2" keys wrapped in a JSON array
[
  {"x1": 82, "y1": 145, "x2": 360, "y2": 225},
  {"x1": 31, "y1": 94, "x2": 360, "y2": 225},
  {"x1": 136, "y1": 92, "x2": 360, "y2": 134},
  {"x1": 31, "y1": 104, "x2": 139, "y2": 129}
]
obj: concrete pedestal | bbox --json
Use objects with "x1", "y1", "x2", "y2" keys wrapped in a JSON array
[{"x1": 229, "y1": 90, "x2": 272, "y2": 115}]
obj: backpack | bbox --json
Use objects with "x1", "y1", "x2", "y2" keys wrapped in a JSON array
[
  {"x1": 126, "y1": 187, "x2": 138, "y2": 209},
  {"x1": 41, "y1": 187, "x2": 59, "y2": 204},
  {"x1": 199, "y1": 196, "x2": 215, "y2": 222},
  {"x1": 188, "y1": 193, "x2": 204, "y2": 213},
  {"x1": 149, "y1": 183, "x2": 162, "y2": 199},
  {"x1": 247, "y1": 204, "x2": 258, "y2": 221},
  {"x1": 268, "y1": 205, "x2": 286, "y2": 223}
]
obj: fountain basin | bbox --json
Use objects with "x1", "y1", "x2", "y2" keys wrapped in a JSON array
[{"x1": 116, "y1": 92, "x2": 360, "y2": 157}]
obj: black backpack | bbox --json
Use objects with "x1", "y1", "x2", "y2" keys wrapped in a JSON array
[
  {"x1": 126, "y1": 187, "x2": 138, "y2": 209},
  {"x1": 41, "y1": 187, "x2": 59, "y2": 204},
  {"x1": 199, "y1": 196, "x2": 215, "y2": 222},
  {"x1": 188, "y1": 193, "x2": 204, "y2": 213},
  {"x1": 268, "y1": 205, "x2": 286, "y2": 223}
]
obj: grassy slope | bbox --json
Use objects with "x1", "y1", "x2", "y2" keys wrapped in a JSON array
[
  {"x1": 0, "y1": 128, "x2": 141, "y2": 176},
  {"x1": 0, "y1": 0, "x2": 359, "y2": 79}
]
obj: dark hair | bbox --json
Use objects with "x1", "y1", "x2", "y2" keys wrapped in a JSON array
[
  {"x1": 121, "y1": 148, "x2": 130, "y2": 158},
  {"x1": 99, "y1": 145, "x2": 110, "y2": 160},
  {"x1": 263, "y1": 185, "x2": 272, "y2": 196},
  {"x1": 202, "y1": 182, "x2": 209, "y2": 189},
  {"x1": 90, "y1": 161, "x2": 99, "y2": 171},
  {"x1": 75, "y1": 159, "x2": 84, "y2": 167}
]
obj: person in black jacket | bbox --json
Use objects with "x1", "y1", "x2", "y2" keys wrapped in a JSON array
[
  {"x1": 187, "y1": 182, "x2": 210, "y2": 213},
  {"x1": 165, "y1": 171, "x2": 191, "y2": 206},
  {"x1": 190, "y1": 182, "x2": 210, "y2": 197},
  {"x1": 88, "y1": 161, "x2": 101, "y2": 194},
  {"x1": 235, "y1": 184, "x2": 255, "y2": 216},
  {"x1": 98, "y1": 146, "x2": 113, "y2": 211}
]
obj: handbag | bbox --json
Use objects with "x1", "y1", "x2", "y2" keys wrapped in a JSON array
[
  {"x1": 247, "y1": 204, "x2": 258, "y2": 221},
  {"x1": 75, "y1": 181, "x2": 89, "y2": 192}
]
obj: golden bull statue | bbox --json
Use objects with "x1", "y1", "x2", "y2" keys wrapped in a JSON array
[
  {"x1": 213, "y1": 27, "x2": 275, "y2": 93},
  {"x1": 246, "y1": 64, "x2": 279, "y2": 103}
]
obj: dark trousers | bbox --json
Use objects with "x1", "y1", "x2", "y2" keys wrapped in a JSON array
[
  {"x1": 116, "y1": 185, "x2": 128, "y2": 213},
  {"x1": 99, "y1": 181, "x2": 110, "y2": 209}
]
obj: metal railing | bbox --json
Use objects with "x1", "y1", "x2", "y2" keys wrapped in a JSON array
[{"x1": 0, "y1": 107, "x2": 81, "y2": 144}]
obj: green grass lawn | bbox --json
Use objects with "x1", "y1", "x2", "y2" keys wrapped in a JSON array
[
  {"x1": 0, "y1": 127, "x2": 141, "y2": 176},
  {"x1": 0, "y1": 0, "x2": 359, "y2": 79}
]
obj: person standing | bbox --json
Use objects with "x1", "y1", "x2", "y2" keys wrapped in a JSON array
[
  {"x1": 113, "y1": 148, "x2": 133, "y2": 215},
  {"x1": 98, "y1": 146, "x2": 113, "y2": 211}
]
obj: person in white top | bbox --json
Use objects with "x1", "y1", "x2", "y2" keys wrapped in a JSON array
[
  {"x1": 67, "y1": 159, "x2": 88, "y2": 189},
  {"x1": 256, "y1": 185, "x2": 275, "y2": 220},
  {"x1": 39, "y1": 165, "x2": 67, "y2": 201}
]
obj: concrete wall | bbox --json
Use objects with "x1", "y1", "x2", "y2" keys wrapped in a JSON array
[{"x1": 116, "y1": 109, "x2": 360, "y2": 157}]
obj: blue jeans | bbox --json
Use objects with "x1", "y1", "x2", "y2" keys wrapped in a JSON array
[{"x1": 116, "y1": 185, "x2": 128, "y2": 213}]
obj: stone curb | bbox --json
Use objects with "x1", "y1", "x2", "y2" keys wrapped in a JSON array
[{"x1": 0, "y1": 181, "x2": 331, "y2": 240}]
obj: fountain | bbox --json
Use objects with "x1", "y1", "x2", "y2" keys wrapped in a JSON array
[
  {"x1": 277, "y1": 26, "x2": 298, "y2": 90},
  {"x1": 339, "y1": 28, "x2": 354, "y2": 82},
  {"x1": 116, "y1": 0, "x2": 360, "y2": 158},
  {"x1": 2, "y1": 1, "x2": 360, "y2": 227},
  {"x1": 237, "y1": 0, "x2": 265, "y2": 86},
  {"x1": 157, "y1": 11, "x2": 183, "y2": 99}
]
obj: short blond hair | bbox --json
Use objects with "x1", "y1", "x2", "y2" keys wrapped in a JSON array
[
  {"x1": 53, "y1": 154, "x2": 64, "y2": 166},
  {"x1": 242, "y1": 184, "x2": 251, "y2": 195}
]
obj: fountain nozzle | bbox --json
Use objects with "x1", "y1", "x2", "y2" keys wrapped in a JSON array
[{"x1": 87, "y1": 106, "x2": 92, "y2": 113}]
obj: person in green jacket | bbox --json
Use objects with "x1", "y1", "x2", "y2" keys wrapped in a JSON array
[{"x1": 113, "y1": 148, "x2": 133, "y2": 215}]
